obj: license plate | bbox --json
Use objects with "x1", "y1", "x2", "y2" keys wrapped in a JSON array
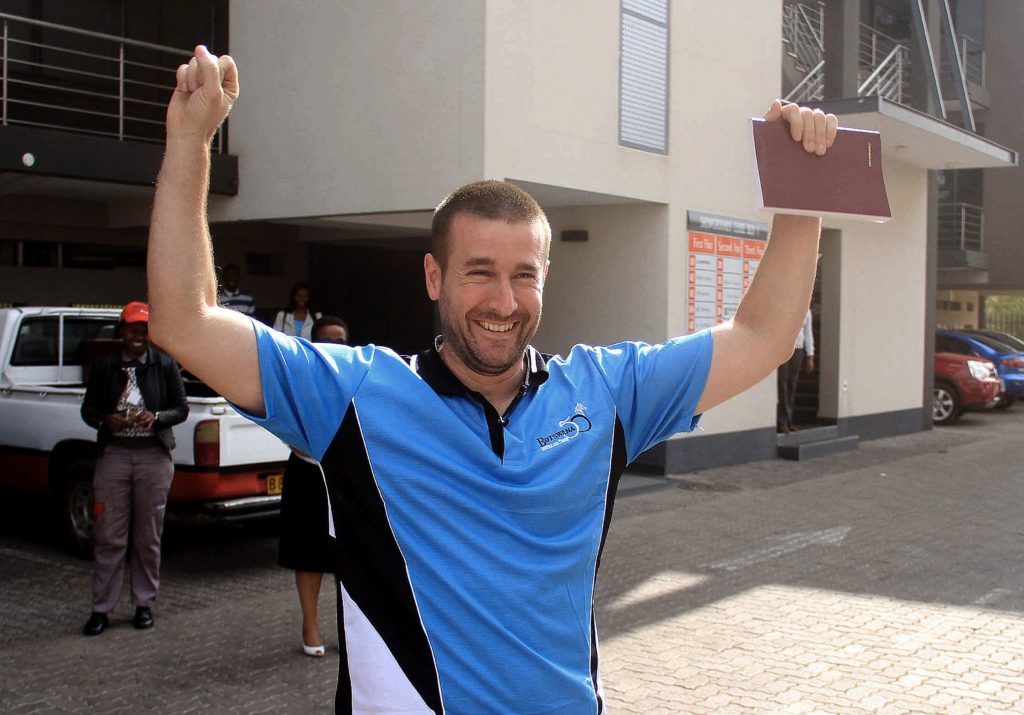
[{"x1": 266, "y1": 473, "x2": 284, "y2": 495}]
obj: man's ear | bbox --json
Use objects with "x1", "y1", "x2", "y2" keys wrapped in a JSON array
[{"x1": 424, "y1": 253, "x2": 442, "y2": 301}]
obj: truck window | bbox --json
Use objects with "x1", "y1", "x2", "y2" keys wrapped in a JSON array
[
  {"x1": 11, "y1": 317, "x2": 58, "y2": 366},
  {"x1": 63, "y1": 318, "x2": 119, "y2": 365}
]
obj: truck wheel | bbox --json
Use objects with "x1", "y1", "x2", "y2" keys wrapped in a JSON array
[
  {"x1": 932, "y1": 380, "x2": 960, "y2": 426},
  {"x1": 59, "y1": 459, "x2": 96, "y2": 559}
]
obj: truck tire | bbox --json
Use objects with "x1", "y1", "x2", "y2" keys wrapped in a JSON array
[{"x1": 58, "y1": 458, "x2": 96, "y2": 559}]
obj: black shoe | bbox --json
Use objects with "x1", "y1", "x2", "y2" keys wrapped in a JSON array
[
  {"x1": 133, "y1": 606, "x2": 154, "y2": 630},
  {"x1": 83, "y1": 612, "x2": 108, "y2": 636}
]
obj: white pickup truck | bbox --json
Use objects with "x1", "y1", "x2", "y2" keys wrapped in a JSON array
[{"x1": 0, "y1": 306, "x2": 290, "y2": 555}]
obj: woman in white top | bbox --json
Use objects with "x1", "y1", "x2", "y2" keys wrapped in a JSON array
[{"x1": 273, "y1": 281, "x2": 322, "y2": 339}]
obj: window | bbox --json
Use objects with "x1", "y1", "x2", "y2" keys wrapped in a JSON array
[
  {"x1": 63, "y1": 318, "x2": 119, "y2": 365},
  {"x1": 936, "y1": 335, "x2": 969, "y2": 355},
  {"x1": 619, "y1": 0, "x2": 669, "y2": 153},
  {"x1": 11, "y1": 317, "x2": 58, "y2": 366},
  {"x1": 10, "y1": 316, "x2": 118, "y2": 367}
]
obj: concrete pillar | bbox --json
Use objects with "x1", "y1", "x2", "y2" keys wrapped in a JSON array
[{"x1": 823, "y1": 0, "x2": 861, "y2": 98}]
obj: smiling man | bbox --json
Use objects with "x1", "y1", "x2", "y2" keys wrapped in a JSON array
[{"x1": 149, "y1": 47, "x2": 835, "y2": 715}]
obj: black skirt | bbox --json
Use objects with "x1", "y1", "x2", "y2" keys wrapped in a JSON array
[{"x1": 277, "y1": 452, "x2": 335, "y2": 573}]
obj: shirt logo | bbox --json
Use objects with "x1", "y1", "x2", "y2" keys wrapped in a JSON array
[{"x1": 536, "y1": 403, "x2": 592, "y2": 451}]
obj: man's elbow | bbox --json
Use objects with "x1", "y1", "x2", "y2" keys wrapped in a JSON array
[
  {"x1": 148, "y1": 303, "x2": 200, "y2": 350},
  {"x1": 773, "y1": 343, "x2": 796, "y2": 367}
]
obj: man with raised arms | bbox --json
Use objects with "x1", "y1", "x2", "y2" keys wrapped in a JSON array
[{"x1": 150, "y1": 46, "x2": 837, "y2": 715}]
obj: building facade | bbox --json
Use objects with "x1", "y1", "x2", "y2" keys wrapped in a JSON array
[{"x1": 0, "y1": 0, "x2": 1017, "y2": 472}]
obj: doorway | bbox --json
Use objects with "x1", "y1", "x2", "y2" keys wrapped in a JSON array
[{"x1": 307, "y1": 243, "x2": 435, "y2": 355}]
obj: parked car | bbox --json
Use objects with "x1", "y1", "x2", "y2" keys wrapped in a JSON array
[
  {"x1": 936, "y1": 330, "x2": 1024, "y2": 410},
  {"x1": 959, "y1": 328, "x2": 1024, "y2": 353},
  {"x1": 933, "y1": 350, "x2": 1001, "y2": 425}
]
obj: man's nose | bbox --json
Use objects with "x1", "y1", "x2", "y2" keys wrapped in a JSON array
[{"x1": 488, "y1": 277, "x2": 518, "y2": 316}]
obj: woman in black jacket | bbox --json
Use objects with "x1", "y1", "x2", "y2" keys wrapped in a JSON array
[{"x1": 80, "y1": 302, "x2": 188, "y2": 636}]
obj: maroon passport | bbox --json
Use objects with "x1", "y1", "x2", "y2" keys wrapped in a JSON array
[{"x1": 751, "y1": 117, "x2": 892, "y2": 222}]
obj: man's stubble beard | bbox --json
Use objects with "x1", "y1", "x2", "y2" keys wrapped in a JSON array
[{"x1": 438, "y1": 298, "x2": 542, "y2": 377}]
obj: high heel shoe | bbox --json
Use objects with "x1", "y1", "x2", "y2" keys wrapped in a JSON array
[{"x1": 303, "y1": 642, "x2": 326, "y2": 657}]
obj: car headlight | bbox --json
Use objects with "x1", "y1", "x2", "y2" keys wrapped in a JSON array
[{"x1": 967, "y1": 359, "x2": 995, "y2": 380}]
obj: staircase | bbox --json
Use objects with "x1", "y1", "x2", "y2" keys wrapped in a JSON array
[
  {"x1": 777, "y1": 424, "x2": 859, "y2": 461},
  {"x1": 782, "y1": 1, "x2": 825, "y2": 102},
  {"x1": 782, "y1": 2, "x2": 911, "y2": 105}
]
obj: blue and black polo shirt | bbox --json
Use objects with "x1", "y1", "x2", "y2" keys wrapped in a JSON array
[{"x1": 239, "y1": 320, "x2": 713, "y2": 714}]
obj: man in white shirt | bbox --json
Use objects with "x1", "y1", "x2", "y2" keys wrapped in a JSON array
[{"x1": 777, "y1": 308, "x2": 815, "y2": 433}]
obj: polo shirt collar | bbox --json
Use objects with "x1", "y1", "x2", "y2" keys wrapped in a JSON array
[{"x1": 414, "y1": 337, "x2": 549, "y2": 397}]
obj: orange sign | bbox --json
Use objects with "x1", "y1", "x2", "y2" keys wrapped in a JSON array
[
  {"x1": 716, "y1": 236, "x2": 742, "y2": 258},
  {"x1": 743, "y1": 239, "x2": 765, "y2": 261},
  {"x1": 689, "y1": 232, "x2": 716, "y2": 254}
]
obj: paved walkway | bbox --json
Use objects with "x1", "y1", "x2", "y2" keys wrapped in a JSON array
[{"x1": 2, "y1": 408, "x2": 1022, "y2": 713}]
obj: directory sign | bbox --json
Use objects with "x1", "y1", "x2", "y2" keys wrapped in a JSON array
[{"x1": 686, "y1": 211, "x2": 768, "y2": 333}]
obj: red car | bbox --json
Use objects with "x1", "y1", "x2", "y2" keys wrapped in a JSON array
[{"x1": 933, "y1": 351, "x2": 1001, "y2": 425}]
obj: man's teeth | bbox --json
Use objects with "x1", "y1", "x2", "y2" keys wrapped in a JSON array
[{"x1": 480, "y1": 321, "x2": 514, "y2": 333}]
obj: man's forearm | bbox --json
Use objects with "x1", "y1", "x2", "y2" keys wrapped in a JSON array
[
  {"x1": 147, "y1": 137, "x2": 219, "y2": 342},
  {"x1": 734, "y1": 213, "x2": 820, "y2": 362}
]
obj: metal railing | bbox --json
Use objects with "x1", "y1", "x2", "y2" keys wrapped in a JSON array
[
  {"x1": 782, "y1": 1, "x2": 824, "y2": 71},
  {"x1": 941, "y1": 33, "x2": 985, "y2": 88},
  {"x1": 985, "y1": 315, "x2": 1024, "y2": 340},
  {"x1": 785, "y1": 59, "x2": 824, "y2": 103},
  {"x1": 937, "y1": 202, "x2": 984, "y2": 252},
  {"x1": 858, "y1": 24, "x2": 911, "y2": 104},
  {"x1": 0, "y1": 12, "x2": 224, "y2": 152},
  {"x1": 782, "y1": 1, "x2": 825, "y2": 102},
  {"x1": 783, "y1": 4, "x2": 914, "y2": 105}
]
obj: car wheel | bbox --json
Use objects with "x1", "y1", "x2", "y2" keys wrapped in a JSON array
[
  {"x1": 932, "y1": 380, "x2": 960, "y2": 425},
  {"x1": 993, "y1": 394, "x2": 1016, "y2": 411},
  {"x1": 58, "y1": 459, "x2": 96, "y2": 559}
]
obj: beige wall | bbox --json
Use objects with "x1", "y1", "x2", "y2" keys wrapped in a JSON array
[
  {"x1": 667, "y1": 1, "x2": 786, "y2": 435},
  {"x1": 218, "y1": 0, "x2": 486, "y2": 222},
  {"x1": 936, "y1": 290, "x2": 981, "y2": 329},
  {"x1": 828, "y1": 160, "x2": 929, "y2": 419},
  {"x1": 483, "y1": 1, "x2": 668, "y2": 202},
  {"x1": 535, "y1": 204, "x2": 669, "y2": 354},
  {"x1": 211, "y1": 0, "x2": 932, "y2": 447}
]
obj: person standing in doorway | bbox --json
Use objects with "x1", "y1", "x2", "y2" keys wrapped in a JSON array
[
  {"x1": 273, "y1": 282, "x2": 322, "y2": 340},
  {"x1": 277, "y1": 315, "x2": 349, "y2": 657},
  {"x1": 217, "y1": 263, "x2": 256, "y2": 316},
  {"x1": 777, "y1": 307, "x2": 815, "y2": 433},
  {"x1": 80, "y1": 302, "x2": 189, "y2": 636}
]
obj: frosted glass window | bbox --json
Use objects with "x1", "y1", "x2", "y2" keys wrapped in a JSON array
[{"x1": 620, "y1": 0, "x2": 669, "y2": 153}]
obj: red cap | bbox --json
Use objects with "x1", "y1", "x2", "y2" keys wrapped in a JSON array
[{"x1": 120, "y1": 301, "x2": 149, "y2": 324}]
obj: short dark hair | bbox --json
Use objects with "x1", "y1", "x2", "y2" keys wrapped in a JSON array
[
  {"x1": 431, "y1": 180, "x2": 550, "y2": 270},
  {"x1": 312, "y1": 314, "x2": 349, "y2": 342}
]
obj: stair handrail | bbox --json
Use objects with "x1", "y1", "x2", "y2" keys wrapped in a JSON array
[
  {"x1": 796, "y1": 2, "x2": 824, "y2": 51},
  {"x1": 784, "y1": 59, "x2": 825, "y2": 103},
  {"x1": 858, "y1": 43, "x2": 909, "y2": 102},
  {"x1": 783, "y1": 2, "x2": 824, "y2": 71}
]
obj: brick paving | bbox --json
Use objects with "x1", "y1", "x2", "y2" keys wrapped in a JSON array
[{"x1": 1, "y1": 408, "x2": 1022, "y2": 713}]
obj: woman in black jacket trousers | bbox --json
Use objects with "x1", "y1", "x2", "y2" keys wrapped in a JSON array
[{"x1": 80, "y1": 302, "x2": 188, "y2": 636}]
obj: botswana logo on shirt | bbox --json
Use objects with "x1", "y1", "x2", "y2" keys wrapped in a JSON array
[{"x1": 536, "y1": 403, "x2": 592, "y2": 451}]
